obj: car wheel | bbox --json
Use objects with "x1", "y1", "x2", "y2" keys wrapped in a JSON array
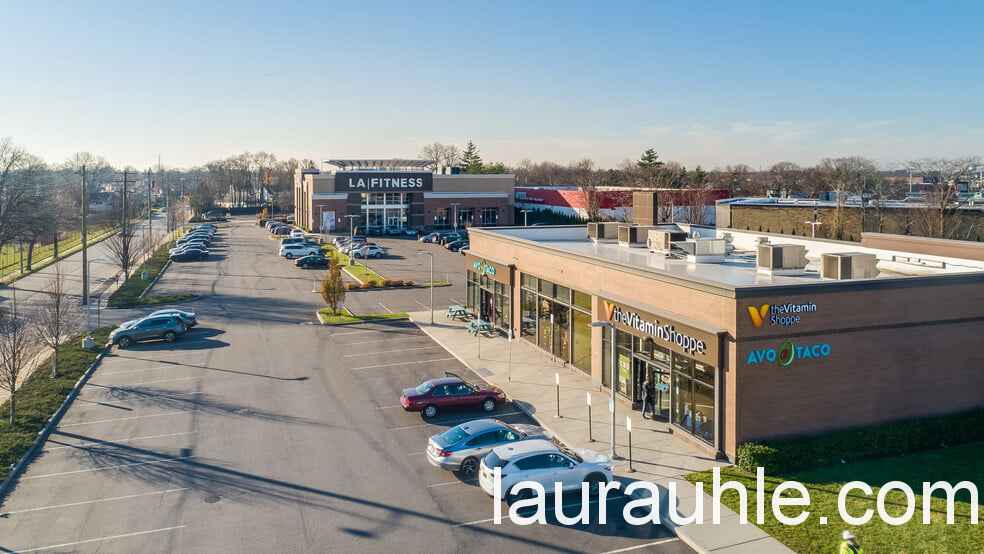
[
  {"x1": 285, "y1": 253, "x2": 294, "y2": 259},
  {"x1": 164, "y1": 331, "x2": 177, "y2": 343},
  {"x1": 423, "y1": 405, "x2": 439, "y2": 419},
  {"x1": 584, "y1": 473, "x2": 607, "y2": 496},
  {"x1": 481, "y1": 398, "x2": 496, "y2": 412},
  {"x1": 458, "y1": 457, "x2": 479, "y2": 477},
  {"x1": 118, "y1": 336, "x2": 132, "y2": 348}
]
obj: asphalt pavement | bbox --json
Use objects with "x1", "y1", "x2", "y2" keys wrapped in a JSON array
[{"x1": 0, "y1": 217, "x2": 689, "y2": 553}]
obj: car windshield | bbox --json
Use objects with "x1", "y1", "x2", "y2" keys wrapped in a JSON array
[
  {"x1": 439, "y1": 425, "x2": 471, "y2": 445},
  {"x1": 484, "y1": 451, "x2": 508, "y2": 468},
  {"x1": 560, "y1": 448, "x2": 583, "y2": 464},
  {"x1": 414, "y1": 382, "x2": 433, "y2": 395}
]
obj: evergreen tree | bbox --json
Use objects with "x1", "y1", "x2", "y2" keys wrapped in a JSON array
[
  {"x1": 460, "y1": 141, "x2": 483, "y2": 174},
  {"x1": 690, "y1": 165, "x2": 707, "y2": 186},
  {"x1": 637, "y1": 148, "x2": 664, "y2": 170}
]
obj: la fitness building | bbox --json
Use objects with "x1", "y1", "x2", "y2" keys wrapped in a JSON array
[
  {"x1": 463, "y1": 204, "x2": 984, "y2": 460},
  {"x1": 294, "y1": 159, "x2": 514, "y2": 233}
]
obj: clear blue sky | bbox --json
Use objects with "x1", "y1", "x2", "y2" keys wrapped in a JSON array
[{"x1": 2, "y1": 0, "x2": 982, "y2": 170}]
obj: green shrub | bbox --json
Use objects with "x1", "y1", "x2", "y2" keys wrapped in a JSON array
[{"x1": 736, "y1": 408, "x2": 984, "y2": 474}]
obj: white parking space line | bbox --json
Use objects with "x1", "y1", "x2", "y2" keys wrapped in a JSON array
[
  {"x1": 344, "y1": 346, "x2": 443, "y2": 358},
  {"x1": 351, "y1": 357, "x2": 456, "y2": 371},
  {"x1": 387, "y1": 412, "x2": 523, "y2": 431},
  {"x1": 427, "y1": 478, "x2": 477, "y2": 488},
  {"x1": 23, "y1": 456, "x2": 195, "y2": 480},
  {"x1": 0, "y1": 488, "x2": 188, "y2": 516},
  {"x1": 378, "y1": 302, "x2": 394, "y2": 313},
  {"x1": 45, "y1": 431, "x2": 199, "y2": 452},
  {"x1": 14, "y1": 525, "x2": 186, "y2": 553},
  {"x1": 59, "y1": 411, "x2": 192, "y2": 428},
  {"x1": 97, "y1": 365, "x2": 188, "y2": 377},
  {"x1": 375, "y1": 404, "x2": 404, "y2": 410},
  {"x1": 347, "y1": 336, "x2": 428, "y2": 346},
  {"x1": 414, "y1": 299, "x2": 429, "y2": 309},
  {"x1": 330, "y1": 328, "x2": 420, "y2": 338},
  {"x1": 453, "y1": 499, "x2": 606, "y2": 528},
  {"x1": 597, "y1": 538, "x2": 679, "y2": 554},
  {"x1": 92, "y1": 375, "x2": 202, "y2": 387}
]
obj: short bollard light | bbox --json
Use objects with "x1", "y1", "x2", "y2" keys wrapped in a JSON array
[
  {"x1": 554, "y1": 373, "x2": 561, "y2": 418},
  {"x1": 626, "y1": 416, "x2": 635, "y2": 473},
  {"x1": 586, "y1": 392, "x2": 593, "y2": 442}
]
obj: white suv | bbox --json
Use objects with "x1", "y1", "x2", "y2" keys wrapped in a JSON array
[
  {"x1": 478, "y1": 439, "x2": 613, "y2": 502},
  {"x1": 279, "y1": 244, "x2": 321, "y2": 259}
]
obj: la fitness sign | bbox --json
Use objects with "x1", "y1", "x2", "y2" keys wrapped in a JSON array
[{"x1": 334, "y1": 171, "x2": 433, "y2": 192}]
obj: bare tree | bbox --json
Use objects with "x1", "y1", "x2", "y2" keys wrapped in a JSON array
[
  {"x1": 105, "y1": 227, "x2": 144, "y2": 280},
  {"x1": 818, "y1": 156, "x2": 877, "y2": 240},
  {"x1": 0, "y1": 309, "x2": 33, "y2": 424},
  {"x1": 907, "y1": 157, "x2": 981, "y2": 239},
  {"x1": 419, "y1": 143, "x2": 461, "y2": 169},
  {"x1": 571, "y1": 158, "x2": 603, "y2": 221},
  {"x1": 34, "y1": 268, "x2": 82, "y2": 378}
]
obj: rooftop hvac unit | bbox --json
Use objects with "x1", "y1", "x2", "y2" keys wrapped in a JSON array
[
  {"x1": 588, "y1": 222, "x2": 620, "y2": 243},
  {"x1": 618, "y1": 225, "x2": 658, "y2": 248},
  {"x1": 647, "y1": 229, "x2": 689, "y2": 253},
  {"x1": 756, "y1": 243, "x2": 808, "y2": 275},
  {"x1": 821, "y1": 252, "x2": 880, "y2": 280},
  {"x1": 678, "y1": 238, "x2": 727, "y2": 263}
]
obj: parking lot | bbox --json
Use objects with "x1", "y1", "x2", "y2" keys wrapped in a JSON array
[{"x1": 0, "y1": 217, "x2": 686, "y2": 553}]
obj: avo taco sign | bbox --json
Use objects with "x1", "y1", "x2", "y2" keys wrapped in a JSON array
[{"x1": 746, "y1": 340, "x2": 832, "y2": 368}]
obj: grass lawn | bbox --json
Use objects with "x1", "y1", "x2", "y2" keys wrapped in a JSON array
[
  {"x1": 107, "y1": 232, "x2": 185, "y2": 307},
  {"x1": 317, "y1": 307, "x2": 409, "y2": 325},
  {"x1": 0, "y1": 327, "x2": 112, "y2": 481},
  {"x1": 0, "y1": 223, "x2": 117, "y2": 281},
  {"x1": 686, "y1": 443, "x2": 984, "y2": 553},
  {"x1": 320, "y1": 245, "x2": 386, "y2": 285}
]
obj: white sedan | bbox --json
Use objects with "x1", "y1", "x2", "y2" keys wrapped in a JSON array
[
  {"x1": 290, "y1": 229, "x2": 305, "y2": 239},
  {"x1": 478, "y1": 439, "x2": 613, "y2": 502}
]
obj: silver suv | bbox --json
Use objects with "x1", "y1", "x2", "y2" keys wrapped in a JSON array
[
  {"x1": 427, "y1": 418, "x2": 549, "y2": 476},
  {"x1": 110, "y1": 315, "x2": 187, "y2": 348}
]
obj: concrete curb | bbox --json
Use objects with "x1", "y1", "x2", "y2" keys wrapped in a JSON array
[
  {"x1": 136, "y1": 259, "x2": 172, "y2": 301},
  {"x1": 0, "y1": 342, "x2": 111, "y2": 503}
]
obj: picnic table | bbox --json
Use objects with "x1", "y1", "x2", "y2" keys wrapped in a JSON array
[
  {"x1": 447, "y1": 305, "x2": 469, "y2": 320},
  {"x1": 467, "y1": 319, "x2": 494, "y2": 336}
]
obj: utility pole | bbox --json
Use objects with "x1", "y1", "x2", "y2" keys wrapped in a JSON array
[
  {"x1": 147, "y1": 168, "x2": 153, "y2": 240},
  {"x1": 81, "y1": 165, "x2": 89, "y2": 305}
]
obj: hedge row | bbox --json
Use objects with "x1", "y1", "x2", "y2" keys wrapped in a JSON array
[{"x1": 736, "y1": 407, "x2": 984, "y2": 474}]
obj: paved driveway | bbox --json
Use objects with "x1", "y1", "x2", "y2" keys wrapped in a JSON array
[{"x1": 0, "y1": 218, "x2": 689, "y2": 553}]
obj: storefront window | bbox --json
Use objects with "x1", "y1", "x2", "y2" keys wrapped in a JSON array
[
  {"x1": 537, "y1": 297, "x2": 553, "y2": 350},
  {"x1": 616, "y1": 347, "x2": 632, "y2": 397},
  {"x1": 434, "y1": 208, "x2": 450, "y2": 228},
  {"x1": 553, "y1": 285, "x2": 570, "y2": 304},
  {"x1": 538, "y1": 279, "x2": 554, "y2": 298},
  {"x1": 522, "y1": 273, "x2": 537, "y2": 290},
  {"x1": 553, "y1": 303, "x2": 571, "y2": 363},
  {"x1": 692, "y1": 380, "x2": 715, "y2": 444},
  {"x1": 573, "y1": 290, "x2": 591, "y2": 311},
  {"x1": 670, "y1": 353, "x2": 715, "y2": 445},
  {"x1": 521, "y1": 290, "x2": 537, "y2": 341},
  {"x1": 672, "y1": 371, "x2": 693, "y2": 430},
  {"x1": 571, "y1": 309, "x2": 591, "y2": 373},
  {"x1": 480, "y1": 207, "x2": 498, "y2": 226}
]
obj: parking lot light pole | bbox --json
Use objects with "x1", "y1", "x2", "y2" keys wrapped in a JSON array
[
  {"x1": 591, "y1": 320, "x2": 617, "y2": 460},
  {"x1": 450, "y1": 203, "x2": 462, "y2": 233},
  {"x1": 586, "y1": 392, "x2": 593, "y2": 441},
  {"x1": 417, "y1": 251, "x2": 434, "y2": 324},
  {"x1": 521, "y1": 209, "x2": 530, "y2": 227}
]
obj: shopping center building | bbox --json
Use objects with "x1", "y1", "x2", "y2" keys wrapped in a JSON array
[
  {"x1": 294, "y1": 159, "x2": 514, "y2": 233},
  {"x1": 463, "y1": 200, "x2": 984, "y2": 460}
]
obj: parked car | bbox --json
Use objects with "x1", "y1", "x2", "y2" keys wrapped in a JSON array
[
  {"x1": 342, "y1": 241, "x2": 373, "y2": 255},
  {"x1": 440, "y1": 232, "x2": 467, "y2": 246},
  {"x1": 177, "y1": 233, "x2": 212, "y2": 245},
  {"x1": 171, "y1": 248, "x2": 208, "y2": 261},
  {"x1": 446, "y1": 240, "x2": 469, "y2": 252},
  {"x1": 295, "y1": 254, "x2": 329, "y2": 269},
  {"x1": 400, "y1": 372, "x2": 507, "y2": 419},
  {"x1": 427, "y1": 418, "x2": 549, "y2": 476},
  {"x1": 280, "y1": 243, "x2": 321, "y2": 259},
  {"x1": 110, "y1": 315, "x2": 188, "y2": 348},
  {"x1": 478, "y1": 439, "x2": 614, "y2": 502},
  {"x1": 147, "y1": 309, "x2": 198, "y2": 327},
  {"x1": 290, "y1": 229, "x2": 305, "y2": 239},
  {"x1": 280, "y1": 237, "x2": 317, "y2": 247},
  {"x1": 351, "y1": 244, "x2": 385, "y2": 259},
  {"x1": 272, "y1": 226, "x2": 291, "y2": 236},
  {"x1": 419, "y1": 232, "x2": 440, "y2": 243},
  {"x1": 172, "y1": 239, "x2": 208, "y2": 251}
]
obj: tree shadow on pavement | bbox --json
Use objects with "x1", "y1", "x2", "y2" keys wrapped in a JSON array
[{"x1": 36, "y1": 431, "x2": 592, "y2": 553}]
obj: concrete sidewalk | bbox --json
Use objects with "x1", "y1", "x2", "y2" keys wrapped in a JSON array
[{"x1": 410, "y1": 310, "x2": 794, "y2": 554}]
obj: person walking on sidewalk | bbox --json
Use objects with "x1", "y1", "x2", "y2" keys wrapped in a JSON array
[
  {"x1": 641, "y1": 378, "x2": 655, "y2": 419},
  {"x1": 839, "y1": 530, "x2": 863, "y2": 553}
]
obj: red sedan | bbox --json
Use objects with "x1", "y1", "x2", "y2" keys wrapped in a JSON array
[{"x1": 400, "y1": 372, "x2": 506, "y2": 419}]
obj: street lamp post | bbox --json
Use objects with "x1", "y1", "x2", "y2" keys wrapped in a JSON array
[
  {"x1": 521, "y1": 209, "x2": 530, "y2": 227},
  {"x1": 590, "y1": 320, "x2": 617, "y2": 460},
  {"x1": 417, "y1": 251, "x2": 434, "y2": 324},
  {"x1": 450, "y1": 203, "x2": 462, "y2": 233}
]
